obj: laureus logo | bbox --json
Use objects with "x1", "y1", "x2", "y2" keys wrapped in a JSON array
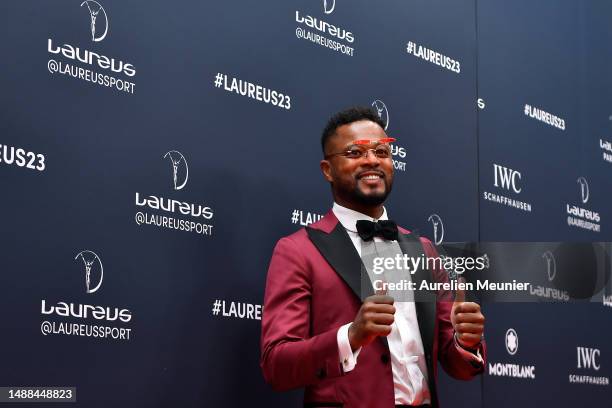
[
  {"x1": 323, "y1": 0, "x2": 336, "y2": 14},
  {"x1": 371, "y1": 99, "x2": 389, "y2": 130},
  {"x1": 427, "y1": 214, "x2": 444, "y2": 245},
  {"x1": 505, "y1": 328, "x2": 518, "y2": 355},
  {"x1": 74, "y1": 250, "x2": 104, "y2": 294},
  {"x1": 80, "y1": 1, "x2": 108, "y2": 42},
  {"x1": 542, "y1": 251, "x2": 556, "y2": 281},
  {"x1": 163, "y1": 150, "x2": 189, "y2": 191},
  {"x1": 577, "y1": 176, "x2": 589, "y2": 204}
]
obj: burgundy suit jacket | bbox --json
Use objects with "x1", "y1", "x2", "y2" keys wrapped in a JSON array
[{"x1": 260, "y1": 211, "x2": 485, "y2": 408}]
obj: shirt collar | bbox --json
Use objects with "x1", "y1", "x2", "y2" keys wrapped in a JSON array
[{"x1": 332, "y1": 202, "x2": 389, "y2": 233}]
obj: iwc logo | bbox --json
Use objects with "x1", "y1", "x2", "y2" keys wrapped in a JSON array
[
  {"x1": 74, "y1": 250, "x2": 104, "y2": 294},
  {"x1": 570, "y1": 347, "x2": 609, "y2": 385},
  {"x1": 483, "y1": 163, "x2": 532, "y2": 212},
  {"x1": 80, "y1": 1, "x2": 108, "y2": 42}
]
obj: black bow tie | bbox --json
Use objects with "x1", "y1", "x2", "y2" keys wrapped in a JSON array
[{"x1": 355, "y1": 220, "x2": 398, "y2": 242}]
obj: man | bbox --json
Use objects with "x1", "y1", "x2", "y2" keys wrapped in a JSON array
[{"x1": 261, "y1": 107, "x2": 485, "y2": 407}]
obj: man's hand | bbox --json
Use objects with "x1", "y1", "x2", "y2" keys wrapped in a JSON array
[
  {"x1": 348, "y1": 295, "x2": 395, "y2": 351},
  {"x1": 451, "y1": 281, "x2": 485, "y2": 350}
]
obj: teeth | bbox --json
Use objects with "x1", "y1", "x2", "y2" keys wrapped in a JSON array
[{"x1": 363, "y1": 175, "x2": 380, "y2": 180}]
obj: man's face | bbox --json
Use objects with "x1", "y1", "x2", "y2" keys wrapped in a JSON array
[{"x1": 321, "y1": 120, "x2": 394, "y2": 207}]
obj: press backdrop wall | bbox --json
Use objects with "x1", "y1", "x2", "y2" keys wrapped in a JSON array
[{"x1": 1, "y1": 1, "x2": 611, "y2": 407}]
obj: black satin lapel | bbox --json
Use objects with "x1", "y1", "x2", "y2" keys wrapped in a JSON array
[
  {"x1": 306, "y1": 223, "x2": 374, "y2": 302},
  {"x1": 397, "y1": 231, "x2": 435, "y2": 357}
]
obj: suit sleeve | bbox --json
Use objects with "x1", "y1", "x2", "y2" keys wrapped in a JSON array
[
  {"x1": 260, "y1": 236, "x2": 343, "y2": 391},
  {"x1": 422, "y1": 239, "x2": 487, "y2": 380}
]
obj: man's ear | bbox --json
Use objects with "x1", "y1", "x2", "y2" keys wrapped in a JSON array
[{"x1": 320, "y1": 160, "x2": 333, "y2": 183}]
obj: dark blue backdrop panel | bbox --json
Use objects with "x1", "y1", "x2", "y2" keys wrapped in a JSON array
[
  {"x1": 478, "y1": 1, "x2": 612, "y2": 408},
  {"x1": 0, "y1": 0, "x2": 610, "y2": 407}
]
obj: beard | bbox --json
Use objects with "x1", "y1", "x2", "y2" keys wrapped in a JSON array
[{"x1": 350, "y1": 178, "x2": 392, "y2": 206}]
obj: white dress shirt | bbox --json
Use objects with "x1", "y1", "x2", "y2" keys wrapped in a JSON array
[{"x1": 332, "y1": 202, "x2": 482, "y2": 405}]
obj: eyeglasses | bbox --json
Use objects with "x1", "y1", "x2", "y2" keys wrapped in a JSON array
[{"x1": 324, "y1": 137, "x2": 397, "y2": 160}]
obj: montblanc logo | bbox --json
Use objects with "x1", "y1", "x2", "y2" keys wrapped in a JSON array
[
  {"x1": 505, "y1": 328, "x2": 518, "y2": 355},
  {"x1": 577, "y1": 176, "x2": 589, "y2": 204},
  {"x1": 323, "y1": 0, "x2": 336, "y2": 14},
  {"x1": 488, "y1": 327, "x2": 536, "y2": 379},
  {"x1": 80, "y1": 1, "x2": 108, "y2": 42},
  {"x1": 372, "y1": 99, "x2": 389, "y2": 130},
  {"x1": 542, "y1": 251, "x2": 556, "y2": 281},
  {"x1": 163, "y1": 150, "x2": 189, "y2": 191},
  {"x1": 427, "y1": 214, "x2": 444, "y2": 245},
  {"x1": 74, "y1": 250, "x2": 103, "y2": 294}
]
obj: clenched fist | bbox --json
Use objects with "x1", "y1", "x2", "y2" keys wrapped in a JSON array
[
  {"x1": 451, "y1": 282, "x2": 485, "y2": 350},
  {"x1": 348, "y1": 295, "x2": 395, "y2": 351}
]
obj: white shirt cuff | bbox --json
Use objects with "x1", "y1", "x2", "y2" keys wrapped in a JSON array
[
  {"x1": 337, "y1": 323, "x2": 362, "y2": 372},
  {"x1": 454, "y1": 332, "x2": 484, "y2": 364}
]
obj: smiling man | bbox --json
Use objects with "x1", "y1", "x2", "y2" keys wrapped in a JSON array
[{"x1": 261, "y1": 107, "x2": 486, "y2": 408}]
